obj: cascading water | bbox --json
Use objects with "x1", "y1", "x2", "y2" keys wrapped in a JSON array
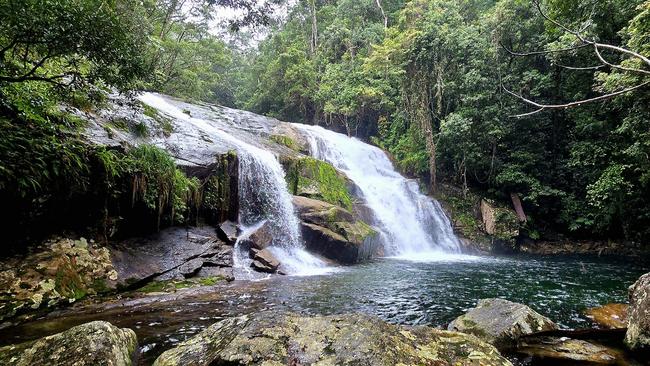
[
  {"x1": 138, "y1": 93, "x2": 333, "y2": 278},
  {"x1": 294, "y1": 124, "x2": 461, "y2": 259}
]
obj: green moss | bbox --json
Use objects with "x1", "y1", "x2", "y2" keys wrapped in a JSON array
[
  {"x1": 131, "y1": 121, "x2": 149, "y2": 137},
  {"x1": 54, "y1": 259, "x2": 86, "y2": 301},
  {"x1": 108, "y1": 118, "x2": 129, "y2": 131},
  {"x1": 91, "y1": 278, "x2": 110, "y2": 294},
  {"x1": 142, "y1": 103, "x2": 158, "y2": 119},
  {"x1": 285, "y1": 156, "x2": 353, "y2": 210},
  {"x1": 198, "y1": 276, "x2": 223, "y2": 286},
  {"x1": 136, "y1": 281, "x2": 167, "y2": 293},
  {"x1": 270, "y1": 134, "x2": 298, "y2": 151}
]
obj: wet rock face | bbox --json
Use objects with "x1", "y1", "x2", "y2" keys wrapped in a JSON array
[
  {"x1": 0, "y1": 238, "x2": 117, "y2": 321},
  {"x1": 448, "y1": 298, "x2": 558, "y2": 350},
  {"x1": 625, "y1": 272, "x2": 650, "y2": 350},
  {"x1": 110, "y1": 226, "x2": 234, "y2": 286},
  {"x1": 585, "y1": 303, "x2": 628, "y2": 329},
  {"x1": 516, "y1": 336, "x2": 624, "y2": 365},
  {"x1": 249, "y1": 248, "x2": 281, "y2": 273},
  {"x1": 239, "y1": 221, "x2": 273, "y2": 250},
  {"x1": 293, "y1": 196, "x2": 380, "y2": 264},
  {"x1": 0, "y1": 321, "x2": 136, "y2": 366},
  {"x1": 153, "y1": 312, "x2": 512, "y2": 366}
]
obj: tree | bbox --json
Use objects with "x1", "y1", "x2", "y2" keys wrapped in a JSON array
[{"x1": 0, "y1": 0, "x2": 150, "y2": 88}]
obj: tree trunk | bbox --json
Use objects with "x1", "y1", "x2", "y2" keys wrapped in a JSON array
[
  {"x1": 375, "y1": 0, "x2": 388, "y2": 29},
  {"x1": 310, "y1": 0, "x2": 318, "y2": 55}
]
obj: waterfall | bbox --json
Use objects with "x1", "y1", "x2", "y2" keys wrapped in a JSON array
[
  {"x1": 294, "y1": 124, "x2": 461, "y2": 259},
  {"x1": 138, "y1": 93, "x2": 333, "y2": 277}
]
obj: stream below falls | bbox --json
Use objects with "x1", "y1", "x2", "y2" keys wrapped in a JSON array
[{"x1": 0, "y1": 254, "x2": 647, "y2": 365}]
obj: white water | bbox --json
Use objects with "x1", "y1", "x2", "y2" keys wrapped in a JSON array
[
  {"x1": 138, "y1": 93, "x2": 333, "y2": 278},
  {"x1": 294, "y1": 124, "x2": 461, "y2": 258}
]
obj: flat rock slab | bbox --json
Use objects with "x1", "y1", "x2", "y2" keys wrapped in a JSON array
[
  {"x1": 0, "y1": 321, "x2": 136, "y2": 366},
  {"x1": 585, "y1": 303, "x2": 628, "y2": 329},
  {"x1": 517, "y1": 336, "x2": 627, "y2": 365},
  {"x1": 153, "y1": 311, "x2": 512, "y2": 366},
  {"x1": 448, "y1": 298, "x2": 558, "y2": 350},
  {"x1": 110, "y1": 227, "x2": 230, "y2": 286}
]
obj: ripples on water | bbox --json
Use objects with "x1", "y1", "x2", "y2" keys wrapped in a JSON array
[{"x1": 1, "y1": 254, "x2": 647, "y2": 364}]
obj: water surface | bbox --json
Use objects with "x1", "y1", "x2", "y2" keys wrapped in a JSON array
[{"x1": 1, "y1": 254, "x2": 646, "y2": 365}]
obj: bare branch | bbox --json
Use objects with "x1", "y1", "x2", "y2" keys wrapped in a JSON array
[
  {"x1": 500, "y1": 41, "x2": 589, "y2": 57},
  {"x1": 593, "y1": 44, "x2": 650, "y2": 74},
  {"x1": 503, "y1": 81, "x2": 650, "y2": 117},
  {"x1": 554, "y1": 62, "x2": 604, "y2": 71}
]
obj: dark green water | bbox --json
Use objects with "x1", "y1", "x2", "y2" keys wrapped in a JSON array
[{"x1": 1, "y1": 254, "x2": 647, "y2": 364}]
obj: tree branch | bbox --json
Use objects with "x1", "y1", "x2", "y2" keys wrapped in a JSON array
[
  {"x1": 500, "y1": 41, "x2": 589, "y2": 57},
  {"x1": 503, "y1": 81, "x2": 650, "y2": 118}
]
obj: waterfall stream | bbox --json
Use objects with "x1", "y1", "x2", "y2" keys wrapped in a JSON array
[
  {"x1": 139, "y1": 93, "x2": 332, "y2": 278},
  {"x1": 294, "y1": 124, "x2": 461, "y2": 259}
]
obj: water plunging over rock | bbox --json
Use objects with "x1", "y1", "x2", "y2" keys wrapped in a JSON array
[
  {"x1": 138, "y1": 93, "x2": 331, "y2": 278},
  {"x1": 293, "y1": 124, "x2": 461, "y2": 257}
]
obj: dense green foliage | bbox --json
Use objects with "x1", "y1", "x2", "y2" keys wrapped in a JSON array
[
  {"x1": 1, "y1": 0, "x2": 649, "y2": 244},
  {"x1": 239, "y1": 0, "x2": 650, "y2": 241}
]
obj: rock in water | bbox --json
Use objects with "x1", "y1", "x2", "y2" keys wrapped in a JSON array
[
  {"x1": 0, "y1": 321, "x2": 136, "y2": 366},
  {"x1": 448, "y1": 298, "x2": 558, "y2": 350},
  {"x1": 249, "y1": 249, "x2": 280, "y2": 273},
  {"x1": 584, "y1": 303, "x2": 628, "y2": 329},
  {"x1": 293, "y1": 196, "x2": 379, "y2": 263},
  {"x1": 626, "y1": 272, "x2": 650, "y2": 350},
  {"x1": 153, "y1": 312, "x2": 511, "y2": 366},
  {"x1": 516, "y1": 336, "x2": 624, "y2": 364},
  {"x1": 239, "y1": 221, "x2": 273, "y2": 250}
]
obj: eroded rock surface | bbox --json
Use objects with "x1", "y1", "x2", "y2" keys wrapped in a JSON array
[
  {"x1": 0, "y1": 321, "x2": 136, "y2": 366},
  {"x1": 0, "y1": 237, "x2": 117, "y2": 321},
  {"x1": 153, "y1": 312, "x2": 512, "y2": 366},
  {"x1": 448, "y1": 298, "x2": 558, "y2": 350},
  {"x1": 110, "y1": 226, "x2": 233, "y2": 286},
  {"x1": 625, "y1": 272, "x2": 650, "y2": 350},
  {"x1": 249, "y1": 248, "x2": 281, "y2": 273},
  {"x1": 293, "y1": 196, "x2": 379, "y2": 263}
]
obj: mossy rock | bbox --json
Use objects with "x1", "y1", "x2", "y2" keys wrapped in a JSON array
[
  {"x1": 282, "y1": 155, "x2": 353, "y2": 210},
  {"x1": 0, "y1": 321, "x2": 137, "y2": 366},
  {"x1": 270, "y1": 134, "x2": 299, "y2": 151},
  {"x1": 153, "y1": 312, "x2": 512, "y2": 366}
]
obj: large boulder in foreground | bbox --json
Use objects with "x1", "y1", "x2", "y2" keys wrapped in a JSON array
[
  {"x1": 625, "y1": 272, "x2": 650, "y2": 350},
  {"x1": 0, "y1": 321, "x2": 136, "y2": 366},
  {"x1": 293, "y1": 196, "x2": 380, "y2": 263},
  {"x1": 448, "y1": 298, "x2": 558, "y2": 350},
  {"x1": 153, "y1": 312, "x2": 511, "y2": 366}
]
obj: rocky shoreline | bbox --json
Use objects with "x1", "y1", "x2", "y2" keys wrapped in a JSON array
[{"x1": 1, "y1": 270, "x2": 649, "y2": 365}]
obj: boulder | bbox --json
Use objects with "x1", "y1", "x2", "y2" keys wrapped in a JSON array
[
  {"x1": 625, "y1": 272, "x2": 650, "y2": 350},
  {"x1": 239, "y1": 221, "x2": 273, "y2": 250},
  {"x1": 0, "y1": 321, "x2": 137, "y2": 366},
  {"x1": 585, "y1": 303, "x2": 628, "y2": 329},
  {"x1": 448, "y1": 298, "x2": 558, "y2": 350},
  {"x1": 0, "y1": 237, "x2": 117, "y2": 321},
  {"x1": 153, "y1": 312, "x2": 512, "y2": 366},
  {"x1": 293, "y1": 195, "x2": 380, "y2": 263},
  {"x1": 281, "y1": 156, "x2": 354, "y2": 209},
  {"x1": 516, "y1": 336, "x2": 624, "y2": 365},
  {"x1": 480, "y1": 200, "x2": 520, "y2": 252},
  {"x1": 110, "y1": 226, "x2": 232, "y2": 285},
  {"x1": 249, "y1": 249, "x2": 280, "y2": 273}
]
